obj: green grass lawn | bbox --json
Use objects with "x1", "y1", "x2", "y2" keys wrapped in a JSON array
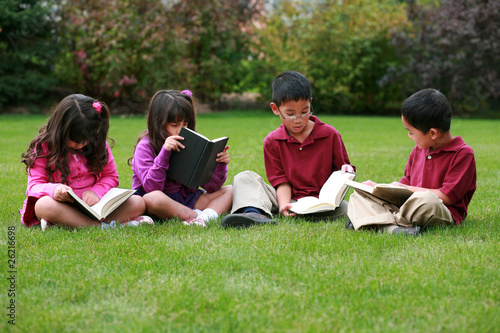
[{"x1": 1, "y1": 112, "x2": 499, "y2": 332}]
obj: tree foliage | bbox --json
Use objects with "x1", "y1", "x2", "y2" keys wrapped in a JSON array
[
  {"x1": 393, "y1": 0, "x2": 500, "y2": 114},
  {"x1": 242, "y1": 0, "x2": 409, "y2": 114},
  {"x1": 0, "y1": 0, "x2": 58, "y2": 107},
  {"x1": 55, "y1": 0, "x2": 261, "y2": 112}
]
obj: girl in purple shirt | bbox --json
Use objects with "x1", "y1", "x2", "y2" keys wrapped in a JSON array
[
  {"x1": 130, "y1": 90, "x2": 232, "y2": 227},
  {"x1": 20, "y1": 94, "x2": 151, "y2": 230}
]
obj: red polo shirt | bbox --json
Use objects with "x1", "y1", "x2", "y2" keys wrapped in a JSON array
[
  {"x1": 399, "y1": 136, "x2": 476, "y2": 224},
  {"x1": 264, "y1": 116, "x2": 353, "y2": 200}
]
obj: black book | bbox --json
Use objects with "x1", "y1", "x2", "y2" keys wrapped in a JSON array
[{"x1": 167, "y1": 127, "x2": 229, "y2": 188}]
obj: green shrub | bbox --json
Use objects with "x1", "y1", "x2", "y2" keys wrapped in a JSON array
[
  {"x1": 0, "y1": 0, "x2": 58, "y2": 107},
  {"x1": 242, "y1": 0, "x2": 408, "y2": 114}
]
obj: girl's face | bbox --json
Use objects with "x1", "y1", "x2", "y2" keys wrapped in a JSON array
[
  {"x1": 165, "y1": 119, "x2": 188, "y2": 137},
  {"x1": 67, "y1": 139, "x2": 88, "y2": 151}
]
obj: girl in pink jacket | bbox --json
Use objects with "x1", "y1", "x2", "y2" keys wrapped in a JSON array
[{"x1": 20, "y1": 94, "x2": 151, "y2": 230}]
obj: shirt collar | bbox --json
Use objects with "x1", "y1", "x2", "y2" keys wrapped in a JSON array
[{"x1": 428, "y1": 135, "x2": 466, "y2": 154}]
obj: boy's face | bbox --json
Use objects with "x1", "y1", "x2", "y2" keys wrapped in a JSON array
[
  {"x1": 402, "y1": 116, "x2": 434, "y2": 149},
  {"x1": 271, "y1": 98, "x2": 313, "y2": 137}
]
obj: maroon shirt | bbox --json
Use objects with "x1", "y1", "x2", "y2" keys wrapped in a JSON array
[
  {"x1": 264, "y1": 116, "x2": 353, "y2": 200},
  {"x1": 399, "y1": 136, "x2": 476, "y2": 224}
]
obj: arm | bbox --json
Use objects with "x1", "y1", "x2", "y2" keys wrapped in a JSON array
[
  {"x1": 133, "y1": 141, "x2": 172, "y2": 193},
  {"x1": 393, "y1": 182, "x2": 452, "y2": 205},
  {"x1": 26, "y1": 152, "x2": 74, "y2": 203},
  {"x1": 332, "y1": 131, "x2": 355, "y2": 172},
  {"x1": 276, "y1": 182, "x2": 295, "y2": 216}
]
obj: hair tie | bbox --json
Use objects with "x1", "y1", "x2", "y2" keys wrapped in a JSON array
[
  {"x1": 181, "y1": 90, "x2": 193, "y2": 98},
  {"x1": 92, "y1": 101, "x2": 102, "y2": 114}
]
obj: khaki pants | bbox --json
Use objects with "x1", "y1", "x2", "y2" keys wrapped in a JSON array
[
  {"x1": 347, "y1": 190, "x2": 453, "y2": 233},
  {"x1": 231, "y1": 170, "x2": 348, "y2": 219}
]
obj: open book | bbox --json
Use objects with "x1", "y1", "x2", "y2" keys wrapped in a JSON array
[
  {"x1": 167, "y1": 126, "x2": 229, "y2": 188},
  {"x1": 345, "y1": 180, "x2": 413, "y2": 206},
  {"x1": 290, "y1": 171, "x2": 356, "y2": 214},
  {"x1": 68, "y1": 188, "x2": 136, "y2": 221}
]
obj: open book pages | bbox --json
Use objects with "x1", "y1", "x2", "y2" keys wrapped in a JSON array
[
  {"x1": 68, "y1": 188, "x2": 136, "y2": 221},
  {"x1": 290, "y1": 171, "x2": 356, "y2": 214},
  {"x1": 344, "y1": 180, "x2": 413, "y2": 206}
]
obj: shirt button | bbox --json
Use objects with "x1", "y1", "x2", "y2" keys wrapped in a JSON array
[
  {"x1": 299, "y1": 147, "x2": 303, "y2": 151},
  {"x1": 427, "y1": 155, "x2": 432, "y2": 159}
]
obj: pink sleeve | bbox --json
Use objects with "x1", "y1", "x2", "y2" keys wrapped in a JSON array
[{"x1": 26, "y1": 155, "x2": 60, "y2": 199}]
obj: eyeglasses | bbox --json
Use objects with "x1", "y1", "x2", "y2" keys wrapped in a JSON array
[{"x1": 277, "y1": 106, "x2": 314, "y2": 121}]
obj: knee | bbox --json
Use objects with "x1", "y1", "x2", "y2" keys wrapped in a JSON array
[
  {"x1": 234, "y1": 170, "x2": 259, "y2": 182},
  {"x1": 409, "y1": 191, "x2": 442, "y2": 207},
  {"x1": 222, "y1": 185, "x2": 233, "y2": 196},
  {"x1": 129, "y1": 195, "x2": 146, "y2": 214},
  {"x1": 34, "y1": 196, "x2": 61, "y2": 219},
  {"x1": 143, "y1": 191, "x2": 166, "y2": 210}
]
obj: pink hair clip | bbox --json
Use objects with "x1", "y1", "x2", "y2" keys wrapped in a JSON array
[
  {"x1": 92, "y1": 101, "x2": 102, "y2": 114},
  {"x1": 181, "y1": 89, "x2": 193, "y2": 98}
]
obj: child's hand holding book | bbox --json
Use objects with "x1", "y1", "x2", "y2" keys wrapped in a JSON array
[{"x1": 216, "y1": 146, "x2": 230, "y2": 164}]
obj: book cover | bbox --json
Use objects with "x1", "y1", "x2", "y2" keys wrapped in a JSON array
[
  {"x1": 68, "y1": 188, "x2": 136, "y2": 221},
  {"x1": 167, "y1": 127, "x2": 229, "y2": 188},
  {"x1": 290, "y1": 171, "x2": 356, "y2": 214},
  {"x1": 344, "y1": 180, "x2": 414, "y2": 206}
]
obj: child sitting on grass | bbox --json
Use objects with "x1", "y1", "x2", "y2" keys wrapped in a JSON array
[
  {"x1": 346, "y1": 88, "x2": 477, "y2": 235},
  {"x1": 222, "y1": 70, "x2": 355, "y2": 227},
  {"x1": 130, "y1": 89, "x2": 232, "y2": 227},
  {"x1": 20, "y1": 94, "x2": 151, "y2": 230}
]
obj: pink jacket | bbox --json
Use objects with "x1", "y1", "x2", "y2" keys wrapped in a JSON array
[{"x1": 20, "y1": 142, "x2": 119, "y2": 226}]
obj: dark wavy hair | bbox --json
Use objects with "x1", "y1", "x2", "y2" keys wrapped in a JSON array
[
  {"x1": 129, "y1": 90, "x2": 196, "y2": 164},
  {"x1": 21, "y1": 94, "x2": 112, "y2": 184}
]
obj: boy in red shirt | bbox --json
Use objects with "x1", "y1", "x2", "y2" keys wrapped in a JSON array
[
  {"x1": 346, "y1": 88, "x2": 476, "y2": 235},
  {"x1": 222, "y1": 71, "x2": 355, "y2": 227}
]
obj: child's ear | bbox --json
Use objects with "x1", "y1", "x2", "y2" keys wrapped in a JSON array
[
  {"x1": 270, "y1": 102, "x2": 280, "y2": 116},
  {"x1": 429, "y1": 128, "x2": 441, "y2": 140}
]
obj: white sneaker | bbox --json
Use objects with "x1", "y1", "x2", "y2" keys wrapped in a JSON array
[
  {"x1": 123, "y1": 215, "x2": 154, "y2": 227},
  {"x1": 182, "y1": 217, "x2": 207, "y2": 227},
  {"x1": 40, "y1": 218, "x2": 52, "y2": 231}
]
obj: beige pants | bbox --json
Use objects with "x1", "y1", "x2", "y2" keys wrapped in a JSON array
[
  {"x1": 231, "y1": 170, "x2": 348, "y2": 219},
  {"x1": 347, "y1": 190, "x2": 453, "y2": 233}
]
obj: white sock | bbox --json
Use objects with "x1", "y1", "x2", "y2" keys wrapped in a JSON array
[
  {"x1": 194, "y1": 209, "x2": 203, "y2": 218},
  {"x1": 199, "y1": 208, "x2": 218, "y2": 221},
  {"x1": 101, "y1": 221, "x2": 117, "y2": 229}
]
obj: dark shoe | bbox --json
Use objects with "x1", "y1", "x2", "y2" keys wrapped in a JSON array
[
  {"x1": 345, "y1": 219, "x2": 354, "y2": 230},
  {"x1": 392, "y1": 226, "x2": 421, "y2": 236},
  {"x1": 221, "y1": 213, "x2": 277, "y2": 228}
]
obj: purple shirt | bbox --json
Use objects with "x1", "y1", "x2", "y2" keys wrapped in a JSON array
[
  {"x1": 399, "y1": 136, "x2": 476, "y2": 223},
  {"x1": 264, "y1": 116, "x2": 354, "y2": 200},
  {"x1": 132, "y1": 136, "x2": 228, "y2": 196}
]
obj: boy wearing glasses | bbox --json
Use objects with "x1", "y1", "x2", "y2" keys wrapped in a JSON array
[{"x1": 222, "y1": 70, "x2": 355, "y2": 227}]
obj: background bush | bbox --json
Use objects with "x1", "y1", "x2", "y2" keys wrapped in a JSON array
[
  {"x1": 0, "y1": 0, "x2": 498, "y2": 116},
  {"x1": 0, "y1": 0, "x2": 58, "y2": 107},
  {"x1": 392, "y1": 0, "x2": 500, "y2": 115}
]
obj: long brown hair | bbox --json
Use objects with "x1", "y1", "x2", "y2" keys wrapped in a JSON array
[
  {"x1": 129, "y1": 90, "x2": 196, "y2": 164},
  {"x1": 21, "y1": 94, "x2": 112, "y2": 184}
]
